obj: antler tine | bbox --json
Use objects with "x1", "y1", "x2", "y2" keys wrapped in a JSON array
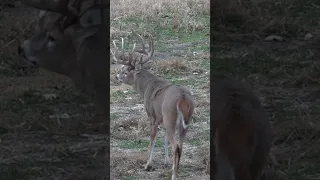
[
  {"x1": 22, "y1": 0, "x2": 85, "y2": 30},
  {"x1": 134, "y1": 33, "x2": 147, "y2": 55},
  {"x1": 110, "y1": 40, "x2": 119, "y2": 63},
  {"x1": 140, "y1": 33, "x2": 147, "y2": 54},
  {"x1": 121, "y1": 37, "x2": 124, "y2": 49},
  {"x1": 112, "y1": 40, "x2": 118, "y2": 49},
  {"x1": 21, "y1": 0, "x2": 79, "y2": 16},
  {"x1": 131, "y1": 43, "x2": 136, "y2": 52},
  {"x1": 121, "y1": 37, "x2": 127, "y2": 56},
  {"x1": 70, "y1": 0, "x2": 82, "y2": 15},
  {"x1": 111, "y1": 39, "x2": 131, "y2": 66},
  {"x1": 135, "y1": 33, "x2": 155, "y2": 65},
  {"x1": 60, "y1": 0, "x2": 84, "y2": 29},
  {"x1": 147, "y1": 33, "x2": 154, "y2": 59}
]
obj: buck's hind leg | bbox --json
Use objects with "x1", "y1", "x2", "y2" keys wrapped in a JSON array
[
  {"x1": 178, "y1": 126, "x2": 187, "y2": 156},
  {"x1": 163, "y1": 115, "x2": 180, "y2": 180},
  {"x1": 164, "y1": 135, "x2": 169, "y2": 167}
]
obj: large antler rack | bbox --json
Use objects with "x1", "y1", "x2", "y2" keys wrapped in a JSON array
[
  {"x1": 21, "y1": 0, "x2": 83, "y2": 16},
  {"x1": 111, "y1": 33, "x2": 154, "y2": 69},
  {"x1": 21, "y1": 0, "x2": 84, "y2": 29}
]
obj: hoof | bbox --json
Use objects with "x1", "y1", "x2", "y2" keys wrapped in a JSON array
[
  {"x1": 144, "y1": 164, "x2": 154, "y2": 171},
  {"x1": 164, "y1": 162, "x2": 169, "y2": 168}
]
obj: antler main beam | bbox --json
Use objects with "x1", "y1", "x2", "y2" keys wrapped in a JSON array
[
  {"x1": 111, "y1": 39, "x2": 132, "y2": 66},
  {"x1": 112, "y1": 34, "x2": 155, "y2": 67},
  {"x1": 134, "y1": 33, "x2": 154, "y2": 65}
]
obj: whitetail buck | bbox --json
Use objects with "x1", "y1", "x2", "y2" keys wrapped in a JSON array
[
  {"x1": 111, "y1": 34, "x2": 195, "y2": 180},
  {"x1": 18, "y1": 0, "x2": 109, "y2": 123},
  {"x1": 211, "y1": 74, "x2": 273, "y2": 180}
]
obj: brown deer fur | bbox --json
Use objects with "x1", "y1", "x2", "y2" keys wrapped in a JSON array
[
  {"x1": 18, "y1": 1, "x2": 109, "y2": 123},
  {"x1": 211, "y1": 74, "x2": 272, "y2": 180},
  {"x1": 111, "y1": 34, "x2": 195, "y2": 180}
]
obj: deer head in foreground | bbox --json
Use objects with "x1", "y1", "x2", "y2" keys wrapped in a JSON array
[
  {"x1": 111, "y1": 34, "x2": 195, "y2": 180},
  {"x1": 17, "y1": 0, "x2": 109, "y2": 122},
  {"x1": 211, "y1": 74, "x2": 273, "y2": 180}
]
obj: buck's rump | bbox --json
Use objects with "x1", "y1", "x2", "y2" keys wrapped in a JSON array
[
  {"x1": 211, "y1": 80, "x2": 272, "y2": 180},
  {"x1": 159, "y1": 85, "x2": 194, "y2": 119},
  {"x1": 162, "y1": 85, "x2": 193, "y2": 104}
]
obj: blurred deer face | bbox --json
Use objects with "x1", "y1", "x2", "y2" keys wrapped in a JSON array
[
  {"x1": 116, "y1": 62, "x2": 153, "y2": 86},
  {"x1": 116, "y1": 65, "x2": 135, "y2": 85},
  {"x1": 18, "y1": 11, "x2": 76, "y2": 74},
  {"x1": 112, "y1": 33, "x2": 154, "y2": 86}
]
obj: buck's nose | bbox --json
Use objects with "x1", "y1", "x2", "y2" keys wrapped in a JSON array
[
  {"x1": 18, "y1": 45, "x2": 25, "y2": 58},
  {"x1": 116, "y1": 74, "x2": 122, "y2": 82}
]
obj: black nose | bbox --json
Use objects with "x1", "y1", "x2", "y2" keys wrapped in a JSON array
[
  {"x1": 17, "y1": 46, "x2": 22, "y2": 54},
  {"x1": 18, "y1": 46, "x2": 25, "y2": 58}
]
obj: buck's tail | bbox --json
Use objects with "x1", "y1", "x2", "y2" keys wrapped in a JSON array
[{"x1": 176, "y1": 99, "x2": 190, "y2": 129}]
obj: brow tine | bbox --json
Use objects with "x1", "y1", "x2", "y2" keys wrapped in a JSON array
[
  {"x1": 132, "y1": 43, "x2": 136, "y2": 52},
  {"x1": 112, "y1": 40, "x2": 117, "y2": 49},
  {"x1": 121, "y1": 38, "x2": 124, "y2": 49}
]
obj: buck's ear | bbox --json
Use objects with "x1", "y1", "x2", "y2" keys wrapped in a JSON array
[
  {"x1": 142, "y1": 61, "x2": 152, "y2": 70},
  {"x1": 135, "y1": 62, "x2": 152, "y2": 71},
  {"x1": 39, "y1": 10, "x2": 46, "y2": 18},
  {"x1": 79, "y1": 4, "x2": 108, "y2": 28}
]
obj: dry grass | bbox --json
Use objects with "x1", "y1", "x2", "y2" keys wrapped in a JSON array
[
  {"x1": 212, "y1": 0, "x2": 245, "y2": 20},
  {"x1": 111, "y1": 0, "x2": 209, "y2": 20},
  {"x1": 152, "y1": 58, "x2": 188, "y2": 74},
  {"x1": 212, "y1": 0, "x2": 320, "y2": 35},
  {"x1": 110, "y1": 0, "x2": 209, "y2": 36}
]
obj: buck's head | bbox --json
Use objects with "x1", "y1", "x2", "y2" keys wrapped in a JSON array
[
  {"x1": 18, "y1": 0, "x2": 105, "y2": 74},
  {"x1": 111, "y1": 34, "x2": 154, "y2": 86}
]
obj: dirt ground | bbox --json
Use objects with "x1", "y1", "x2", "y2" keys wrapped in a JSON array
[{"x1": 0, "y1": 2, "x2": 109, "y2": 180}]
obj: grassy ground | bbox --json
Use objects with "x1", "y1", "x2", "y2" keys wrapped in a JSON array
[
  {"x1": 212, "y1": 0, "x2": 320, "y2": 179},
  {"x1": 0, "y1": 2, "x2": 108, "y2": 180},
  {"x1": 110, "y1": 0, "x2": 210, "y2": 179}
]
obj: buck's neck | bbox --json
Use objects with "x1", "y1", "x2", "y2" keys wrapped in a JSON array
[{"x1": 133, "y1": 69, "x2": 171, "y2": 98}]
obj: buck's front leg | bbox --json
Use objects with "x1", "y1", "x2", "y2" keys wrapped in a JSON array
[
  {"x1": 93, "y1": 89, "x2": 109, "y2": 121},
  {"x1": 144, "y1": 117, "x2": 158, "y2": 171},
  {"x1": 89, "y1": 91, "x2": 109, "y2": 134}
]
